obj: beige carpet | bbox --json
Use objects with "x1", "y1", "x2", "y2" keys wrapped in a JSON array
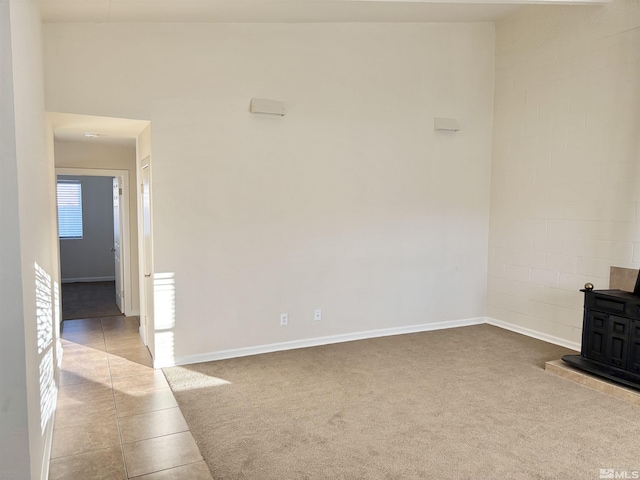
[{"x1": 163, "y1": 325, "x2": 640, "y2": 480}]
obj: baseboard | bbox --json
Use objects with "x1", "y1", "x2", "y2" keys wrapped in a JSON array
[
  {"x1": 40, "y1": 421, "x2": 54, "y2": 480},
  {"x1": 43, "y1": 344, "x2": 63, "y2": 480},
  {"x1": 156, "y1": 316, "x2": 580, "y2": 368},
  {"x1": 61, "y1": 276, "x2": 115, "y2": 284},
  {"x1": 485, "y1": 317, "x2": 580, "y2": 352},
  {"x1": 164, "y1": 317, "x2": 486, "y2": 368}
]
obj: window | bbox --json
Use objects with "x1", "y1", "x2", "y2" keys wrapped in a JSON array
[{"x1": 57, "y1": 180, "x2": 83, "y2": 239}]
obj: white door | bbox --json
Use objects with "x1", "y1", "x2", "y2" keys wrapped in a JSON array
[
  {"x1": 141, "y1": 164, "x2": 154, "y2": 356},
  {"x1": 113, "y1": 177, "x2": 124, "y2": 313}
]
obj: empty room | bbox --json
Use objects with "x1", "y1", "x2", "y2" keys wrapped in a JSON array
[{"x1": 1, "y1": 0, "x2": 639, "y2": 479}]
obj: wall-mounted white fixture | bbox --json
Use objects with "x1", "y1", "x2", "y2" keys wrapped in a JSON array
[
  {"x1": 250, "y1": 98, "x2": 286, "y2": 116},
  {"x1": 434, "y1": 117, "x2": 460, "y2": 132}
]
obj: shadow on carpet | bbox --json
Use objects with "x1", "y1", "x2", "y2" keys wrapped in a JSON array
[{"x1": 62, "y1": 281, "x2": 121, "y2": 320}]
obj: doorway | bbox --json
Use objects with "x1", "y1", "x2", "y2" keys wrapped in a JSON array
[
  {"x1": 49, "y1": 111, "x2": 152, "y2": 355},
  {"x1": 56, "y1": 168, "x2": 133, "y2": 320}
]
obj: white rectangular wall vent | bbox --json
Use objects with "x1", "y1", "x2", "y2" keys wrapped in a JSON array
[
  {"x1": 434, "y1": 117, "x2": 460, "y2": 131},
  {"x1": 250, "y1": 98, "x2": 286, "y2": 116}
]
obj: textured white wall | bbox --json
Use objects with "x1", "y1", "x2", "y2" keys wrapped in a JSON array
[
  {"x1": 1, "y1": 2, "x2": 60, "y2": 479},
  {"x1": 488, "y1": 0, "x2": 640, "y2": 345},
  {"x1": 58, "y1": 175, "x2": 116, "y2": 281},
  {"x1": 44, "y1": 23, "x2": 495, "y2": 361}
]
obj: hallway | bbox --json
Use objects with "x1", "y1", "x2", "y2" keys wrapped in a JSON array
[{"x1": 50, "y1": 316, "x2": 213, "y2": 479}]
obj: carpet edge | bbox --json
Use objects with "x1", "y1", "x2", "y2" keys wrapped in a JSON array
[{"x1": 158, "y1": 317, "x2": 486, "y2": 368}]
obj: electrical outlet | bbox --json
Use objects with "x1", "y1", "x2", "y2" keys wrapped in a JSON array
[
  {"x1": 314, "y1": 309, "x2": 321, "y2": 321},
  {"x1": 280, "y1": 313, "x2": 288, "y2": 326}
]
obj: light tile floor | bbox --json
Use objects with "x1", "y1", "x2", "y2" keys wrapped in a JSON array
[{"x1": 49, "y1": 316, "x2": 214, "y2": 480}]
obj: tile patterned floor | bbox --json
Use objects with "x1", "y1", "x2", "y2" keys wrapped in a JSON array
[{"x1": 50, "y1": 316, "x2": 214, "y2": 480}]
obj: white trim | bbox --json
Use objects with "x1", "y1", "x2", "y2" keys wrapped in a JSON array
[
  {"x1": 485, "y1": 317, "x2": 580, "y2": 352},
  {"x1": 155, "y1": 316, "x2": 582, "y2": 369},
  {"x1": 43, "y1": 346, "x2": 63, "y2": 480},
  {"x1": 159, "y1": 317, "x2": 486, "y2": 368},
  {"x1": 56, "y1": 167, "x2": 127, "y2": 177},
  {"x1": 138, "y1": 155, "x2": 154, "y2": 354},
  {"x1": 61, "y1": 276, "x2": 115, "y2": 284}
]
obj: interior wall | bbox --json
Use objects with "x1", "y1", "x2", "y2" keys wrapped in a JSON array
[
  {"x1": 55, "y1": 140, "x2": 140, "y2": 313},
  {"x1": 58, "y1": 175, "x2": 116, "y2": 282},
  {"x1": 2, "y1": 2, "x2": 60, "y2": 479},
  {"x1": 488, "y1": 0, "x2": 640, "y2": 346},
  {"x1": 0, "y1": 1, "x2": 31, "y2": 477},
  {"x1": 43, "y1": 23, "x2": 495, "y2": 362}
]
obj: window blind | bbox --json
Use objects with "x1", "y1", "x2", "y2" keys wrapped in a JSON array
[{"x1": 57, "y1": 181, "x2": 83, "y2": 239}]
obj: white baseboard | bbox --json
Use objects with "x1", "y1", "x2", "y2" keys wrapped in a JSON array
[
  {"x1": 61, "y1": 276, "x2": 115, "y2": 284},
  {"x1": 485, "y1": 317, "x2": 580, "y2": 352},
  {"x1": 45, "y1": 343, "x2": 63, "y2": 480},
  {"x1": 163, "y1": 317, "x2": 486, "y2": 368},
  {"x1": 155, "y1": 316, "x2": 581, "y2": 369}
]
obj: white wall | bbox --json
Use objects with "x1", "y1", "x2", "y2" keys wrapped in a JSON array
[
  {"x1": 44, "y1": 23, "x2": 495, "y2": 363},
  {"x1": 55, "y1": 140, "x2": 140, "y2": 312},
  {"x1": 0, "y1": 1, "x2": 31, "y2": 477},
  {"x1": 58, "y1": 175, "x2": 116, "y2": 281},
  {"x1": 488, "y1": 0, "x2": 640, "y2": 346},
  {"x1": 1, "y1": 1, "x2": 60, "y2": 479}
]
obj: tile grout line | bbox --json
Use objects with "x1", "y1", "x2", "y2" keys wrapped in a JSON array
[
  {"x1": 49, "y1": 445, "x2": 119, "y2": 462},
  {"x1": 103, "y1": 316, "x2": 131, "y2": 480},
  {"x1": 116, "y1": 403, "x2": 180, "y2": 419},
  {"x1": 54, "y1": 315, "x2": 211, "y2": 479},
  {"x1": 126, "y1": 459, "x2": 207, "y2": 480}
]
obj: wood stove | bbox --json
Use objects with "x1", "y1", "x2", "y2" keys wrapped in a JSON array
[{"x1": 562, "y1": 277, "x2": 640, "y2": 390}]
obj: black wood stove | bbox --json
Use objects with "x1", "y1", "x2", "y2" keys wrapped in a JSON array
[{"x1": 562, "y1": 276, "x2": 640, "y2": 391}]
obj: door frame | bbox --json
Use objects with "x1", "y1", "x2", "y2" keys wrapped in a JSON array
[
  {"x1": 112, "y1": 177, "x2": 124, "y2": 313},
  {"x1": 55, "y1": 167, "x2": 134, "y2": 317},
  {"x1": 138, "y1": 156, "x2": 154, "y2": 356}
]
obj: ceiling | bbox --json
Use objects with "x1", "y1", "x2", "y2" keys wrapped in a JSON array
[
  {"x1": 49, "y1": 112, "x2": 149, "y2": 146},
  {"x1": 38, "y1": 0, "x2": 607, "y2": 24}
]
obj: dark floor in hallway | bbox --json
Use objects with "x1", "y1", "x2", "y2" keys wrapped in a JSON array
[{"x1": 61, "y1": 281, "x2": 121, "y2": 320}]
